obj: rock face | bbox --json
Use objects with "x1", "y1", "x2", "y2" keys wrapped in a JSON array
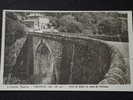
[
  {"x1": 4, "y1": 13, "x2": 27, "y2": 84},
  {"x1": 4, "y1": 37, "x2": 26, "y2": 78}
]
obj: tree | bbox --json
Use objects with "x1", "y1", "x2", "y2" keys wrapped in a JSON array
[
  {"x1": 5, "y1": 12, "x2": 26, "y2": 46},
  {"x1": 73, "y1": 12, "x2": 98, "y2": 34},
  {"x1": 98, "y1": 17, "x2": 121, "y2": 35},
  {"x1": 57, "y1": 15, "x2": 83, "y2": 33}
]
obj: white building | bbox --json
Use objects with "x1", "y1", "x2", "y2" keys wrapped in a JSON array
[{"x1": 24, "y1": 13, "x2": 58, "y2": 33}]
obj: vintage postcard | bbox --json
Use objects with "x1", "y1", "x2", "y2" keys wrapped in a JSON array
[{"x1": 0, "y1": 10, "x2": 133, "y2": 91}]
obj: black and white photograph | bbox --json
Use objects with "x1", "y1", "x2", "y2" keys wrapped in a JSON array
[{"x1": 0, "y1": 10, "x2": 132, "y2": 89}]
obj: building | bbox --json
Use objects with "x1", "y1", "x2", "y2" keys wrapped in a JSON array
[{"x1": 23, "y1": 13, "x2": 58, "y2": 32}]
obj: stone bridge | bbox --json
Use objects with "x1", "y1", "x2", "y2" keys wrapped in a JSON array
[{"x1": 9, "y1": 32, "x2": 129, "y2": 84}]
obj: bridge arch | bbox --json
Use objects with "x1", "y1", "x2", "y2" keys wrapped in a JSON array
[{"x1": 34, "y1": 39, "x2": 54, "y2": 84}]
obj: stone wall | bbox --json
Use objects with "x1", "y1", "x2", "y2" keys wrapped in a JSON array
[{"x1": 32, "y1": 36, "x2": 112, "y2": 84}]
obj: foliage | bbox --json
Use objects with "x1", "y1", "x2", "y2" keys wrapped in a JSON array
[
  {"x1": 13, "y1": 12, "x2": 128, "y2": 38},
  {"x1": 57, "y1": 15, "x2": 83, "y2": 33},
  {"x1": 46, "y1": 12, "x2": 128, "y2": 37},
  {"x1": 17, "y1": 12, "x2": 128, "y2": 37},
  {"x1": 5, "y1": 12, "x2": 26, "y2": 46}
]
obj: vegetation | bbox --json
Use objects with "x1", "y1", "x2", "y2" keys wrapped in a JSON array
[
  {"x1": 5, "y1": 12, "x2": 26, "y2": 46},
  {"x1": 12, "y1": 12, "x2": 128, "y2": 42},
  {"x1": 4, "y1": 12, "x2": 27, "y2": 84},
  {"x1": 44, "y1": 12, "x2": 128, "y2": 37}
]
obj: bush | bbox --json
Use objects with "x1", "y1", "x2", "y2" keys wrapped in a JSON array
[{"x1": 57, "y1": 15, "x2": 83, "y2": 33}]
